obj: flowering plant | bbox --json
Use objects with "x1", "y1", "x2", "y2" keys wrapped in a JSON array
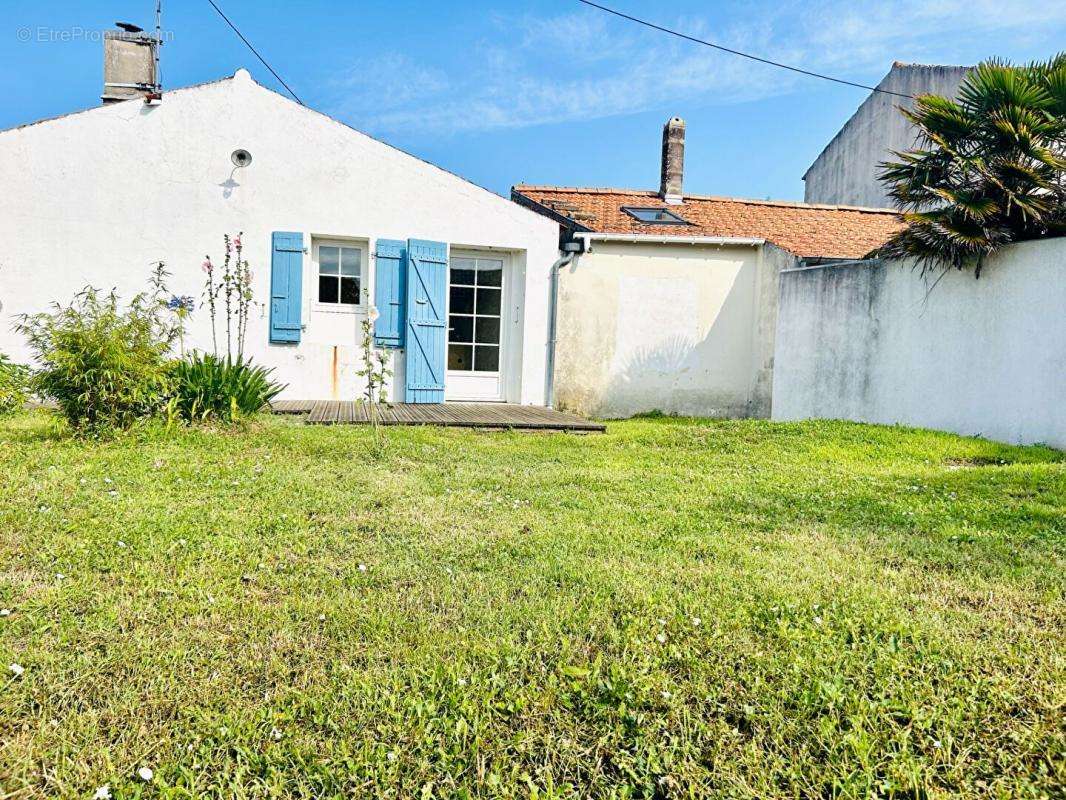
[
  {"x1": 167, "y1": 294, "x2": 195, "y2": 354},
  {"x1": 202, "y1": 232, "x2": 256, "y2": 359}
]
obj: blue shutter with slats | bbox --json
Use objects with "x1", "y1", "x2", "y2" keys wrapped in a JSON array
[
  {"x1": 404, "y1": 239, "x2": 448, "y2": 403},
  {"x1": 373, "y1": 239, "x2": 406, "y2": 348},
  {"x1": 269, "y1": 231, "x2": 304, "y2": 343}
]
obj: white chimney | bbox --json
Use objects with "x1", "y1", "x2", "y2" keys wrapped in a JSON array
[
  {"x1": 102, "y1": 27, "x2": 159, "y2": 104},
  {"x1": 659, "y1": 117, "x2": 686, "y2": 204}
]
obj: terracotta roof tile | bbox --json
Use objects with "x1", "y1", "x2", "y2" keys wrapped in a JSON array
[{"x1": 512, "y1": 185, "x2": 903, "y2": 260}]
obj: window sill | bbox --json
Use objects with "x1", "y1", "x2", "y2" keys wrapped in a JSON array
[{"x1": 312, "y1": 303, "x2": 365, "y2": 315}]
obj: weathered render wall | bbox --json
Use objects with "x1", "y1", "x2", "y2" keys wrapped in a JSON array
[
  {"x1": 554, "y1": 240, "x2": 791, "y2": 419},
  {"x1": 0, "y1": 69, "x2": 560, "y2": 404},
  {"x1": 804, "y1": 64, "x2": 970, "y2": 208},
  {"x1": 772, "y1": 239, "x2": 1066, "y2": 449}
]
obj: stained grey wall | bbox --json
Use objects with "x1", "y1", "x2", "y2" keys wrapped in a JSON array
[
  {"x1": 771, "y1": 238, "x2": 1066, "y2": 449},
  {"x1": 804, "y1": 63, "x2": 970, "y2": 208}
]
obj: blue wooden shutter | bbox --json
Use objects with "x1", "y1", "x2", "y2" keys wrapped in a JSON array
[
  {"x1": 404, "y1": 239, "x2": 448, "y2": 403},
  {"x1": 269, "y1": 231, "x2": 304, "y2": 343},
  {"x1": 373, "y1": 239, "x2": 406, "y2": 348}
]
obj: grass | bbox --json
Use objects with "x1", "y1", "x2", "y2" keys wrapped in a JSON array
[{"x1": 0, "y1": 411, "x2": 1063, "y2": 799}]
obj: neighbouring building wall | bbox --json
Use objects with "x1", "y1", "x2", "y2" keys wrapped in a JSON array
[
  {"x1": 553, "y1": 240, "x2": 792, "y2": 419},
  {"x1": 772, "y1": 238, "x2": 1066, "y2": 449},
  {"x1": 0, "y1": 70, "x2": 559, "y2": 404},
  {"x1": 803, "y1": 64, "x2": 970, "y2": 208}
]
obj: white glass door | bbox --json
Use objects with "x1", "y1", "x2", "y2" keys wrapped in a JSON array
[{"x1": 446, "y1": 255, "x2": 504, "y2": 401}]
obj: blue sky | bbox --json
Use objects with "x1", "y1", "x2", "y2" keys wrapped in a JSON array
[{"x1": 3, "y1": 1, "x2": 1065, "y2": 201}]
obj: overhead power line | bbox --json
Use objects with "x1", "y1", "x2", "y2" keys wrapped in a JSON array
[
  {"x1": 205, "y1": 0, "x2": 304, "y2": 105},
  {"x1": 576, "y1": 0, "x2": 914, "y2": 99}
]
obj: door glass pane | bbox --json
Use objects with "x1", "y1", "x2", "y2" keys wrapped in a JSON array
[
  {"x1": 449, "y1": 315, "x2": 473, "y2": 343},
  {"x1": 476, "y1": 260, "x2": 503, "y2": 287},
  {"x1": 475, "y1": 317, "x2": 500, "y2": 345},
  {"x1": 340, "y1": 276, "x2": 360, "y2": 304},
  {"x1": 474, "y1": 346, "x2": 499, "y2": 372},
  {"x1": 476, "y1": 287, "x2": 501, "y2": 316},
  {"x1": 340, "y1": 248, "x2": 360, "y2": 276},
  {"x1": 448, "y1": 344, "x2": 473, "y2": 371},
  {"x1": 319, "y1": 246, "x2": 339, "y2": 275},
  {"x1": 451, "y1": 258, "x2": 476, "y2": 285},
  {"x1": 450, "y1": 285, "x2": 474, "y2": 314},
  {"x1": 319, "y1": 275, "x2": 338, "y2": 303}
]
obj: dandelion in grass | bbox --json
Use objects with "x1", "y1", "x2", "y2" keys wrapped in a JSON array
[
  {"x1": 271, "y1": 727, "x2": 283, "y2": 741},
  {"x1": 656, "y1": 632, "x2": 667, "y2": 644},
  {"x1": 0, "y1": 609, "x2": 10, "y2": 617},
  {"x1": 137, "y1": 766, "x2": 154, "y2": 782},
  {"x1": 9, "y1": 663, "x2": 25, "y2": 677},
  {"x1": 691, "y1": 616, "x2": 701, "y2": 627},
  {"x1": 358, "y1": 563, "x2": 368, "y2": 572},
  {"x1": 660, "y1": 690, "x2": 671, "y2": 700},
  {"x1": 93, "y1": 785, "x2": 111, "y2": 799}
]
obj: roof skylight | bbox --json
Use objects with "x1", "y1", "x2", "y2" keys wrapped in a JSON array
[{"x1": 622, "y1": 206, "x2": 689, "y2": 224}]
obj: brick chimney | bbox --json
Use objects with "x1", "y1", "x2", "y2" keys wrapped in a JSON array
[
  {"x1": 659, "y1": 117, "x2": 685, "y2": 204},
  {"x1": 102, "y1": 27, "x2": 159, "y2": 104}
]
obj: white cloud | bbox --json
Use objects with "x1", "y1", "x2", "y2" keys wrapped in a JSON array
[{"x1": 321, "y1": 1, "x2": 1066, "y2": 136}]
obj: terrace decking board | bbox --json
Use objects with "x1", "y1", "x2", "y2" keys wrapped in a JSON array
[{"x1": 274, "y1": 401, "x2": 605, "y2": 432}]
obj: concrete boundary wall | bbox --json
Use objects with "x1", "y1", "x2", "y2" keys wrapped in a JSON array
[{"x1": 771, "y1": 238, "x2": 1066, "y2": 449}]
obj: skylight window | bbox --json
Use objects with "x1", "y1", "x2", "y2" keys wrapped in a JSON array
[{"x1": 622, "y1": 206, "x2": 689, "y2": 224}]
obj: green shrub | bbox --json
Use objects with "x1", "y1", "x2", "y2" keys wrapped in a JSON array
[
  {"x1": 0, "y1": 353, "x2": 31, "y2": 416},
  {"x1": 170, "y1": 353, "x2": 285, "y2": 424},
  {"x1": 16, "y1": 267, "x2": 180, "y2": 434}
]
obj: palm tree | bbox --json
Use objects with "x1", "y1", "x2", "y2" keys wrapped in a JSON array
[{"x1": 874, "y1": 54, "x2": 1066, "y2": 276}]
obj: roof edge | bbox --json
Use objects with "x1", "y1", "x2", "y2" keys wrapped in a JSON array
[
  {"x1": 574, "y1": 232, "x2": 765, "y2": 248},
  {"x1": 0, "y1": 74, "x2": 236, "y2": 137},
  {"x1": 512, "y1": 184, "x2": 898, "y2": 215}
]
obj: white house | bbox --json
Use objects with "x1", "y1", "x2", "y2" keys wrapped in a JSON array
[
  {"x1": 513, "y1": 119, "x2": 902, "y2": 419},
  {"x1": 0, "y1": 34, "x2": 559, "y2": 406}
]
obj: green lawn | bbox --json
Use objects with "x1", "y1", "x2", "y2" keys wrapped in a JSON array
[{"x1": 0, "y1": 411, "x2": 1063, "y2": 799}]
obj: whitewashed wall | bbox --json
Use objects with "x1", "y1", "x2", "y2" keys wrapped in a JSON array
[
  {"x1": 0, "y1": 70, "x2": 559, "y2": 404},
  {"x1": 554, "y1": 240, "x2": 791, "y2": 418},
  {"x1": 772, "y1": 238, "x2": 1066, "y2": 448}
]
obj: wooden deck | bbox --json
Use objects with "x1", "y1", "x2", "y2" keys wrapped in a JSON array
[{"x1": 270, "y1": 400, "x2": 605, "y2": 432}]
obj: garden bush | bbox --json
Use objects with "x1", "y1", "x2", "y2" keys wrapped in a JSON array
[
  {"x1": 169, "y1": 352, "x2": 285, "y2": 423},
  {"x1": 16, "y1": 266, "x2": 180, "y2": 434},
  {"x1": 0, "y1": 353, "x2": 30, "y2": 416}
]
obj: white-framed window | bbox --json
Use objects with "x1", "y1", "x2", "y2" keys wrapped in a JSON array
[
  {"x1": 447, "y1": 256, "x2": 504, "y2": 373},
  {"x1": 314, "y1": 240, "x2": 363, "y2": 310}
]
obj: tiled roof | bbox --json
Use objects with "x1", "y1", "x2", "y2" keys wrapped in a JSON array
[{"x1": 512, "y1": 185, "x2": 903, "y2": 260}]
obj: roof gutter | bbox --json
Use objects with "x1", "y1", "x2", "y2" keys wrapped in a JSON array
[{"x1": 572, "y1": 232, "x2": 765, "y2": 251}]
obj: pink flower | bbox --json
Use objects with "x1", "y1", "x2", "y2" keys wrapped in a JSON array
[
  {"x1": 234, "y1": 236, "x2": 242, "y2": 248},
  {"x1": 202, "y1": 258, "x2": 213, "y2": 273}
]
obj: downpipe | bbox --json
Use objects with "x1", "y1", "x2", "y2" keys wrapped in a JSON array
[{"x1": 545, "y1": 243, "x2": 582, "y2": 408}]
